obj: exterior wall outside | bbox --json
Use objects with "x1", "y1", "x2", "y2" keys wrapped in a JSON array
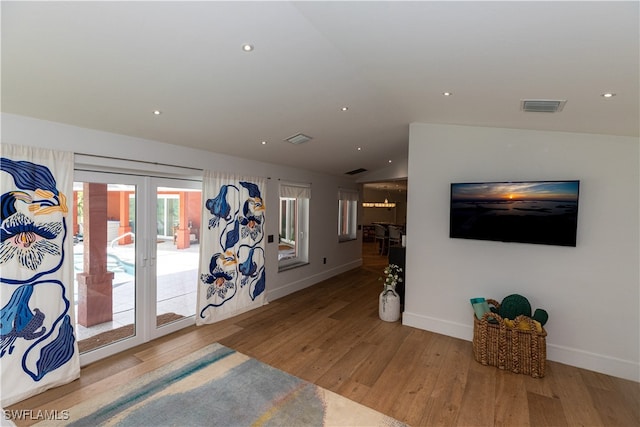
[
  {"x1": 186, "y1": 195, "x2": 201, "y2": 231},
  {"x1": 404, "y1": 122, "x2": 639, "y2": 381},
  {"x1": 1, "y1": 113, "x2": 362, "y2": 303},
  {"x1": 107, "y1": 192, "x2": 120, "y2": 220}
]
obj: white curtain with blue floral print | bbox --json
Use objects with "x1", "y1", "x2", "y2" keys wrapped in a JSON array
[
  {"x1": 0, "y1": 143, "x2": 80, "y2": 407},
  {"x1": 196, "y1": 171, "x2": 266, "y2": 325}
]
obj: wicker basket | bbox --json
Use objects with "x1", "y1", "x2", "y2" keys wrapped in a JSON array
[{"x1": 472, "y1": 299, "x2": 547, "y2": 378}]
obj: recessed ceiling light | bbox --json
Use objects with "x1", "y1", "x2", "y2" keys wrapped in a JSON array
[
  {"x1": 261, "y1": 140, "x2": 267, "y2": 145},
  {"x1": 442, "y1": 92, "x2": 452, "y2": 96},
  {"x1": 153, "y1": 110, "x2": 162, "y2": 115},
  {"x1": 601, "y1": 93, "x2": 616, "y2": 98},
  {"x1": 357, "y1": 147, "x2": 362, "y2": 151},
  {"x1": 388, "y1": 160, "x2": 393, "y2": 163},
  {"x1": 242, "y1": 44, "x2": 254, "y2": 52},
  {"x1": 341, "y1": 106, "x2": 349, "y2": 111}
]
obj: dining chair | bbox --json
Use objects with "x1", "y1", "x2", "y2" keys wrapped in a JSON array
[
  {"x1": 374, "y1": 224, "x2": 388, "y2": 255},
  {"x1": 388, "y1": 225, "x2": 402, "y2": 248}
]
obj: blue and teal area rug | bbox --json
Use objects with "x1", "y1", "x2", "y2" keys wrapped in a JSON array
[{"x1": 38, "y1": 343, "x2": 406, "y2": 427}]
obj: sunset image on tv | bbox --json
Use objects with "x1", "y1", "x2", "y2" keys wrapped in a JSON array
[{"x1": 450, "y1": 181, "x2": 579, "y2": 246}]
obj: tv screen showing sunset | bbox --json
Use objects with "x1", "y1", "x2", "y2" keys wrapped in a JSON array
[{"x1": 450, "y1": 181, "x2": 579, "y2": 246}]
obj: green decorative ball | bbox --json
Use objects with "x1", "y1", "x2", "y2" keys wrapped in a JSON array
[
  {"x1": 499, "y1": 294, "x2": 532, "y2": 320},
  {"x1": 533, "y1": 308, "x2": 549, "y2": 326}
]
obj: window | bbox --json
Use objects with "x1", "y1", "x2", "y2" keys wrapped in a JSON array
[
  {"x1": 156, "y1": 194, "x2": 179, "y2": 237},
  {"x1": 279, "y1": 183, "x2": 310, "y2": 270},
  {"x1": 338, "y1": 188, "x2": 358, "y2": 242}
]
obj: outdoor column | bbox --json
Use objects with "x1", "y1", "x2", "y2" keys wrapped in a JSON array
[
  {"x1": 175, "y1": 191, "x2": 190, "y2": 249},
  {"x1": 73, "y1": 190, "x2": 80, "y2": 236},
  {"x1": 118, "y1": 190, "x2": 132, "y2": 245},
  {"x1": 76, "y1": 183, "x2": 114, "y2": 327}
]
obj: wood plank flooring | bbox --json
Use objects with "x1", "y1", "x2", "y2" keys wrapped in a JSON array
[{"x1": 7, "y1": 243, "x2": 639, "y2": 426}]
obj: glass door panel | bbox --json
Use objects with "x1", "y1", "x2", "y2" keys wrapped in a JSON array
[
  {"x1": 72, "y1": 176, "x2": 143, "y2": 359},
  {"x1": 154, "y1": 183, "x2": 201, "y2": 330}
]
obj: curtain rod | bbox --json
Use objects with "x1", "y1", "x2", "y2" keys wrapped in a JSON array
[
  {"x1": 278, "y1": 179, "x2": 312, "y2": 186},
  {"x1": 75, "y1": 152, "x2": 204, "y2": 172},
  {"x1": 75, "y1": 152, "x2": 272, "y2": 179}
]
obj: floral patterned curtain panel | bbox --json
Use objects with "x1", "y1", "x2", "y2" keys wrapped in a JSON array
[
  {"x1": 0, "y1": 144, "x2": 80, "y2": 406},
  {"x1": 196, "y1": 171, "x2": 266, "y2": 325}
]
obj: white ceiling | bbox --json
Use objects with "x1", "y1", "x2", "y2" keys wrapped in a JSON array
[{"x1": 2, "y1": 1, "x2": 638, "y2": 177}]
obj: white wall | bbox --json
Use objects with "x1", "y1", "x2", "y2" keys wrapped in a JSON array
[
  {"x1": 403, "y1": 123, "x2": 639, "y2": 381},
  {"x1": 1, "y1": 113, "x2": 362, "y2": 301}
]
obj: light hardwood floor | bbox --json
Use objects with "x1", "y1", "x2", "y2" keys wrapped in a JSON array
[{"x1": 8, "y1": 243, "x2": 640, "y2": 426}]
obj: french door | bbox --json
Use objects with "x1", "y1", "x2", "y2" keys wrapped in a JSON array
[
  {"x1": 151, "y1": 178, "x2": 200, "y2": 335},
  {"x1": 73, "y1": 170, "x2": 201, "y2": 365}
]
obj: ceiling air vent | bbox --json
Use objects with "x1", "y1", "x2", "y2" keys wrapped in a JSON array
[
  {"x1": 345, "y1": 168, "x2": 368, "y2": 175},
  {"x1": 285, "y1": 133, "x2": 313, "y2": 145},
  {"x1": 521, "y1": 99, "x2": 567, "y2": 113}
]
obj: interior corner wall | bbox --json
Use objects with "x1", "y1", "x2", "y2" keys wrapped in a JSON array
[{"x1": 403, "y1": 122, "x2": 639, "y2": 381}]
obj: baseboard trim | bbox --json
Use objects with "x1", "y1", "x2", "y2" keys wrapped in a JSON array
[
  {"x1": 267, "y1": 259, "x2": 362, "y2": 301},
  {"x1": 402, "y1": 311, "x2": 471, "y2": 341},
  {"x1": 546, "y1": 343, "x2": 640, "y2": 382},
  {"x1": 402, "y1": 311, "x2": 640, "y2": 382}
]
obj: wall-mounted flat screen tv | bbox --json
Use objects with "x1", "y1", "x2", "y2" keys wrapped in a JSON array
[{"x1": 450, "y1": 180, "x2": 580, "y2": 247}]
